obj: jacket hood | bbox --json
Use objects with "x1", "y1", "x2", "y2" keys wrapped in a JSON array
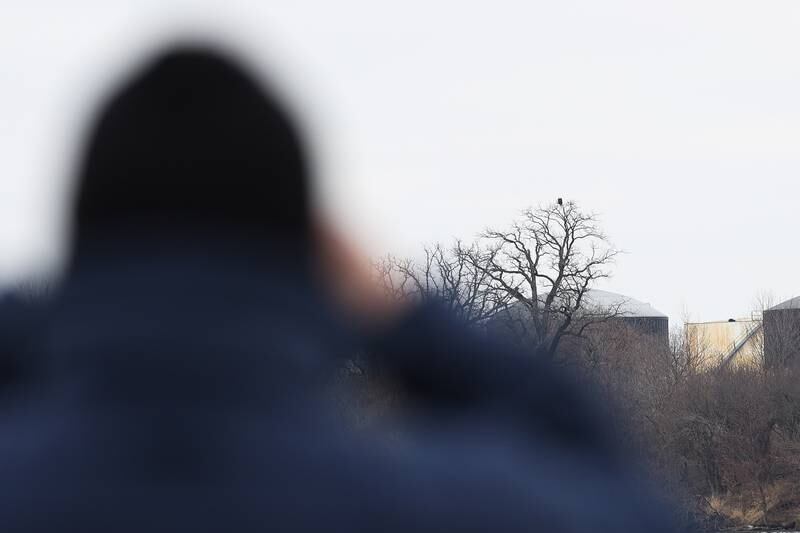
[{"x1": 73, "y1": 45, "x2": 311, "y2": 245}]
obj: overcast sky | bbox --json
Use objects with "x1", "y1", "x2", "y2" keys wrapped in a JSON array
[{"x1": 2, "y1": 1, "x2": 800, "y2": 323}]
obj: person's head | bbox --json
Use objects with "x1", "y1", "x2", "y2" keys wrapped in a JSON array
[{"x1": 72, "y1": 44, "x2": 312, "y2": 251}]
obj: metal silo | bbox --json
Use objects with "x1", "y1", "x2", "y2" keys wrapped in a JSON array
[
  {"x1": 583, "y1": 290, "x2": 670, "y2": 346},
  {"x1": 763, "y1": 296, "x2": 800, "y2": 368}
]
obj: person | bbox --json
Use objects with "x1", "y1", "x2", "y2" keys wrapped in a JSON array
[
  {"x1": 0, "y1": 44, "x2": 681, "y2": 532},
  {"x1": 0, "y1": 279, "x2": 51, "y2": 404}
]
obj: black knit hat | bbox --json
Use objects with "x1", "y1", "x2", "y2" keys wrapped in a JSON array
[{"x1": 73, "y1": 45, "x2": 311, "y2": 241}]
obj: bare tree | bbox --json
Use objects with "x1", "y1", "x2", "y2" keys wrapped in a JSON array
[
  {"x1": 377, "y1": 241, "x2": 511, "y2": 325},
  {"x1": 676, "y1": 311, "x2": 716, "y2": 378},
  {"x1": 474, "y1": 200, "x2": 621, "y2": 358},
  {"x1": 373, "y1": 255, "x2": 414, "y2": 305}
]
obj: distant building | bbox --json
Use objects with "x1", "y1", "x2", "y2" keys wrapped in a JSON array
[
  {"x1": 489, "y1": 289, "x2": 669, "y2": 354},
  {"x1": 686, "y1": 317, "x2": 761, "y2": 370},
  {"x1": 763, "y1": 297, "x2": 800, "y2": 368},
  {"x1": 582, "y1": 290, "x2": 669, "y2": 345}
]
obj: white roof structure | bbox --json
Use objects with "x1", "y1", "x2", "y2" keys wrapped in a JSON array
[
  {"x1": 768, "y1": 296, "x2": 800, "y2": 311},
  {"x1": 500, "y1": 289, "x2": 667, "y2": 319},
  {"x1": 583, "y1": 289, "x2": 667, "y2": 318}
]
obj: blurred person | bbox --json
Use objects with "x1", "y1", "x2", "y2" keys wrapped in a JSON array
[
  {"x1": 0, "y1": 280, "x2": 51, "y2": 402},
  {"x1": 0, "y1": 44, "x2": 681, "y2": 531},
  {"x1": 0, "y1": 290, "x2": 28, "y2": 391}
]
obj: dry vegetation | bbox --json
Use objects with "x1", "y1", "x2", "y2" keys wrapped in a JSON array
[{"x1": 581, "y1": 324, "x2": 800, "y2": 530}]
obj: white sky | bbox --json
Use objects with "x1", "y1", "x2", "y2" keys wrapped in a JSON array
[{"x1": 2, "y1": 1, "x2": 800, "y2": 324}]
